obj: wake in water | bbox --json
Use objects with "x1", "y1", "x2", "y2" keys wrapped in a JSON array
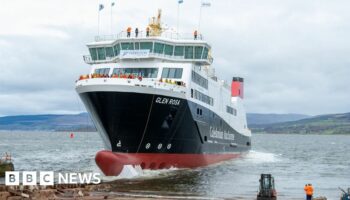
[
  {"x1": 102, "y1": 151, "x2": 281, "y2": 181},
  {"x1": 240, "y1": 150, "x2": 282, "y2": 164},
  {"x1": 101, "y1": 165, "x2": 181, "y2": 181}
]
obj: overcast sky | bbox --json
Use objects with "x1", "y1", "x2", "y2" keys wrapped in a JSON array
[{"x1": 0, "y1": 0, "x2": 349, "y2": 116}]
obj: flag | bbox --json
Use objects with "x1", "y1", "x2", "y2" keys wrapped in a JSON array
[
  {"x1": 201, "y1": 2, "x2": 211, "y2": 7},
  {"x1": 178, "y1": 0, "x2": 183, "y2": 4},
  {"x1": 111, "y1": 2, "x2": 115, "y2": 7},
  {"x1": 99, "y1": 4, "x2": 104, "y2": 11}
]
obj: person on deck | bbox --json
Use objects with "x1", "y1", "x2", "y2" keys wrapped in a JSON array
[
  {"x1": 194, "y1": 30, "x2": 198, "y2": 40},
  {"x1": 304, "y1": 184, "x2": 314, "y2": 200},
  {"x1": 135, "y1": 28, "x2": 139, "y2": 38},
  {"x1": 127, "y1": 27, "x2": 132, "y2": 37},
  {"x1": 146, "y1": 27, "x2": 150, "y2": 37}
]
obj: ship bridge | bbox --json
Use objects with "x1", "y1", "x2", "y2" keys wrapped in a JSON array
[{"x1": 83, "y1": 31, "x2": 213, "y2": 65}]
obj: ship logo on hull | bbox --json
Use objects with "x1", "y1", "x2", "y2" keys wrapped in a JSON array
[
  {"x1": 116, "y1": 140, "x2": 122, "y2": 147},
  {"x1": 209, "y1": 127, "x2": 235, "y2": 141}
]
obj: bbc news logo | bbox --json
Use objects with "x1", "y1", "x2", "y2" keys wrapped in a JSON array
[{"x1": 5, "y1": 171, "x2": 101, "y2": 186}]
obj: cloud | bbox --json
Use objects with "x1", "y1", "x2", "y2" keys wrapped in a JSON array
[{"x1": 0, "y1": 0, "x2": 349, "y2": 116}]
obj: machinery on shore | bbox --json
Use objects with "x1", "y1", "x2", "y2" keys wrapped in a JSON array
[
  {"x1": 339, "y1": 188, "x2": 350, "y2": 200},
  {"x1": 0, "y1": 152, "x2": 14, "y2": 177},
  {"x1": 257, "y1": 174, "x2": 277, "y2": 200}
]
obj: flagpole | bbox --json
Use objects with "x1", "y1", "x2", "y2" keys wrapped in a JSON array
[
  {"x1": 110, "y1": 3, "x2": 113, "y2": 35},
  {"x1": 198, "y1": 0, "x2": 203, "y2": 32},
  {"x1": 98, "y1": 9, "x2": 101, "y2": 36},
  {"x1": 177, "y1": 3, "x2": 180, "y2": 35}
]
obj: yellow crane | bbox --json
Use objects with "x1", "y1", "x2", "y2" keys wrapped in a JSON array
[{"x1": 148, "y1": 9, "x2": 163, "y2": 36}]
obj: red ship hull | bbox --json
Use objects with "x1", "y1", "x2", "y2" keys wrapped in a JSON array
[{"x1": 96, "y1": 150, "x2": 241, "y2": 176}]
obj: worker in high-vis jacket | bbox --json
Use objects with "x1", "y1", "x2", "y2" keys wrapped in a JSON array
[
  {"x1": 127, "y1": 27, "x2": 132, "y2": 37},
  {"x1": 304, "y1": 184, "x2": 314, "y2": 200}
]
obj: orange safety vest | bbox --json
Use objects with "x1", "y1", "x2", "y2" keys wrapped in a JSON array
[
  {"x1": 304, "y1": 185, "x2": 314, "y2": 195},
  {"x1": 127, "y1": 27, "x2": 132, "y2": 33}
]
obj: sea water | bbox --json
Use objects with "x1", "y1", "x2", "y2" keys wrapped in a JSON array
[{"x1": 0, "y1": 131, "x2": 349, "y2": 199}]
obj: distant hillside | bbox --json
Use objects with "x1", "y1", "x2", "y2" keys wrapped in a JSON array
[
  {"x1": 1, "y1": 112, "x2": 349, "y2": 134},
  {"x1": 0, "y1": 113, "x2": 95, "y2": 131},
  {"x1": 247, "y1": 113, "x2": 310, "y2": 126},
  {"x1": 251, "y1": 113, "x2": 350, "y2": 134}
]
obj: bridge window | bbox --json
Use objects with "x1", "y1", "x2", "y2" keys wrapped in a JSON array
[
  {"x1": 174, "y1": 46, "x2": 184, "y2": 57},
  {"x1": 191, "y1": 89, "x2": 214, "y2": 106},
  {"x1": 134, "y1": 42, "x2": 140, "y2": 50},
  {"x1": 97, "y1": 48, "x2": 106, "y2": 60},
  {"x1": 195, "y1": 46, "x2": 203, "y2": 59},
  {"x1": 162, "y1": 68, "x2": 183, "y2": 79},
  {"x1": 164, "y1": 44, "x2": 174, "y2": 56},
  {"x1": 185, "y1": 46, "x2": 194, "y2": 59},
  {"x1": 121, "y1": 42, "x2": 134, "y2": 50},
  {"x1": 202, "y1": 47, "x2": 209, "y2": 59},
  {"x1": 94, "y1": 68, "x2": 110, "y2": 76},
  {"x1": 154, "y1": 42, "x2": 165, "y2": 54},
  {"x1": 140, "y1": 42, "x2": 153, "y2": 51},
  {"x1": 113, "y1": 44, "x2": 120, "y2": 56},
  {"x1": 226, "y1": 106, "x2": 237, "y2": 116},
  {"x1": 105, "y1": 47, "x2": 114, "y2": 58},
  {"x1": 192, "y1": 71, "x2": 208, "y2": 89},
  {"x1": 89, "y1": 48, "x2": 98, "y2": 61},
  {"x1": 112, "y1": 68, "x2": 158, "y2": 78}
]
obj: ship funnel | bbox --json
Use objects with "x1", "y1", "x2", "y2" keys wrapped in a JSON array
[{"x1": 231, "y1": 77, "x2": 244, "y2": 98}]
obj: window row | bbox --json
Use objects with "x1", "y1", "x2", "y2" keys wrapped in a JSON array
[
  {"x1": 94, "y1": 68, "x2": 110, "y2": 76},
  {"x1": 226, "y1": 106, "x2": 237, "y2": 116},
  {"x1": 89, "y1": 42, "x2": 209, "y2": 61},
  {"x1": 161, "y1": 68, "x2": 183, "y2": 79},
  {"x1": 191, "y1": 89, "x2": 214, "y2": 106},
  {"x1": 192, "y1": 71, "x2": 208, "y2": 89},
  {"x1": 93, "y1": 67, "x2": 183, "y2": 79}
]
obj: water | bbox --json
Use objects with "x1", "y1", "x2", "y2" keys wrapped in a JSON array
[{"x1": 0, "y1": 132, "x2": 349, "y2": 199}]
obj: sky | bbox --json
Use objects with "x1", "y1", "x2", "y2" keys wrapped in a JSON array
[{"x1": 0, "y1": 0, "x2": 349, "y2": 116}]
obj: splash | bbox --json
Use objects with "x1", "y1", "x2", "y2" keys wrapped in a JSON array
[
  {"x1": 243, "y1": 150, "x2": 281, "y2": 163},
  {"x1": 101, "y1": 165, "x2": 180, "y2": 181}
]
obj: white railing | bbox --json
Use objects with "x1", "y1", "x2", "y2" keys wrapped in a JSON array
[
  {"x1": 83, "y1": 53, "x2": 213, "y2": 65},
  {"x1": 94, "y1": 31, "x2": 204, "y2": 42},
  {"x1": 76, "y1": 77, "x2": 187, "y2": 94}
]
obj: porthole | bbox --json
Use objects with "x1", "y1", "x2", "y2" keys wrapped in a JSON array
[
  {"x1": 167, "y1": 144, "x2": 172, "y2": 149},
  {"x1": 157, "y1": 143, "x2": 163, "y2": 149},
  {"x1": 145, "y1": 143, "x2": 151, "y2": 149}
]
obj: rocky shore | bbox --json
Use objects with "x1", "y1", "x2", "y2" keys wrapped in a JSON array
[{"x1": 0, "y1": 183, "x2": 222, "y2": 200}]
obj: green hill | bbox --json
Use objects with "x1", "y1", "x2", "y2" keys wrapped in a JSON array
[
  {"x1": 0, "y1": 113, "x2": 95, "y2": 131},
  {"x1": 251, "y1": 113, "x2": 350, "y2": 134},
  {"x1": 247, "y1": 113, "x2": 310, "y2": 125}
]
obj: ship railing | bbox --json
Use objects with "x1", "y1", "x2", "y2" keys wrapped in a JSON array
[
  {"x1": 83, "y1": 53, "x2": 213, "y2": 65},
  {"x1": 76, "y1": 76, "x2": 187, "y2": 93},
  {"x1": 94, "y1": 31, "x2": 204, "y2": 42}
]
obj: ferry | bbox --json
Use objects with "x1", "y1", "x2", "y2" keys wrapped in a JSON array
[{"x1": 76, "y1": 10, "x2": 251, "y2": 176}]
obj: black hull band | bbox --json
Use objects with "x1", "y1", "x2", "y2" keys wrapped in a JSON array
[{"x1": 80, "y1": 91, "x2": 251, "y2": 154}]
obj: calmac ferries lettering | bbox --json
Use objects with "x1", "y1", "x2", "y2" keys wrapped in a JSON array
[
  {"x1": 155, "y1": 97, "x2": 181, "y2": 106},
  {"x1": 210, "y1": 127, "x2": 235, "y2": 141}
]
